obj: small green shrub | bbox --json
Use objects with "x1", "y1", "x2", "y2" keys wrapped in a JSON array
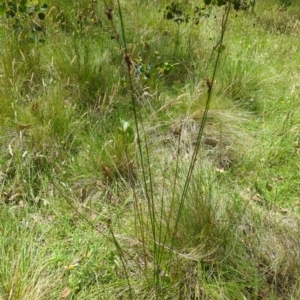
[{"x1": 4, "y1": 0, "x2": 48, "y2": 44}]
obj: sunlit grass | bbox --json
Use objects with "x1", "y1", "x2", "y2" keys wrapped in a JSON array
[{"x1": 0, "y1": 0, "x2": 300, "y2": 299}]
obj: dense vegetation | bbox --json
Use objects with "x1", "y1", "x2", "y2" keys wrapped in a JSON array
[{"x1": 0, "y1": 0, "x2": 300, "y2": 299}]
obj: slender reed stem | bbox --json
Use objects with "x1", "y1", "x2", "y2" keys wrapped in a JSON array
[
  {"x1": 116, "y1": 0, "x2": 159, "y2": 287},
  {"x1": 169, "y1": 2, "x2": 232, "y2": 257}
]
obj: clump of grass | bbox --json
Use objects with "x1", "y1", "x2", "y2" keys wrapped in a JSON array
[
  {"x1": 256, "y1": 2, "x2": 300, "y2": 35},
  {"x1": 0, "y1": 207, "x2": 62, "y2": 299}
]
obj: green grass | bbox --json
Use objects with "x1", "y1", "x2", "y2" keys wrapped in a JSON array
[{"x1": 1, "y1": 0, "x2": 300, "y2": 299}]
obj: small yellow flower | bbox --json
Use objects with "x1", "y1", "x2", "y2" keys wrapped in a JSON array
[{"x1": 64, "y1": 264, "x2": 79, "y2": 270}]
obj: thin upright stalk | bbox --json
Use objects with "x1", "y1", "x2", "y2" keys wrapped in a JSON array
[
  {"x1": 169, "y1": 2, "x2": 232, "y2": 257},
  {"x1": 116, "y1": 0, "x2": 159, "y2": 287}
]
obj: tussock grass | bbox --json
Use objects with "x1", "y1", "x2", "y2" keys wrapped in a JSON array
[{"x1": 1, "y1": 0, "x2": 300, "y2": 299}]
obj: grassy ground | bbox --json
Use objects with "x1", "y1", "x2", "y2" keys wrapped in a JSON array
[{"x1": 0, "y1": 0, "x2": 300, "y2": 299}]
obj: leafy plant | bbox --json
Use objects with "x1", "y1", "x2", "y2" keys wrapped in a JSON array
[
  {"x1": 98, "y1": 119, "x2": 136, "y2": 184},
  {"x1": 203, "y1": 0, "x2": 255, "y2": 11},
  {"x1": 118, "y1": 119, "x2": 134, "y2": 145},
  {"x1": 3, "y1": 0, "x2": 48, "y2": 43},
  {"x1": 279, "y1": 0, "x2": 292, "y2": 8}
]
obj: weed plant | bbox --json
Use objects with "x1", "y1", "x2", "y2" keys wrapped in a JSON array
[{"x1": 0, "y1": 0, "x2": 300, "y2": 299}]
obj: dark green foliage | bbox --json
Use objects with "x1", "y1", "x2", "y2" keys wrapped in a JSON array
[
  {"x1": 203, "y1": 0, "x2": 253, "y2": 11},
  {"x1": 279, "y1": 0, "x2": 292, "y2": 8},
  {"x1": 164, "y1": 2, "x2": 188, "y2": 24},
  {"x1": 4, "y1": 0, "x2": 48, "y2": 44},
  {"x1": 163, "y1": 2, "x2": 213, "y2": 25},
  {"x1": 233, "y1": 0, "x2": 242, "y2": 10},
  {"x1": 217, "y1": 0, "x2": 227, "y2": 6}
]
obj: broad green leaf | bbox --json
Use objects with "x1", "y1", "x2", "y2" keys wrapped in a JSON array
[
  {"x1": 40, "y1": 3, "x2": 48, "y2": 11},
  {"x1": 7, "y1": 2, "x2": 17, "y2": 13},
  {"x1": 125, "y1": 126, "x2": 134, "y2": 143},
  {"x1": 0, "y1": 3, "x2": 6, "y2": 16},
  {"x1": 120, "y1": 119, "x2": 130, "y2": 132},
  {"x1": 6, "y1": 10, "x2": 15, "y2": 18},
  {"x1": 38, "y1": 12, "x2": 45, "y2": 20},
  {"x1": 19, "y1": 5, "x2": 26, "y2": 13}
]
